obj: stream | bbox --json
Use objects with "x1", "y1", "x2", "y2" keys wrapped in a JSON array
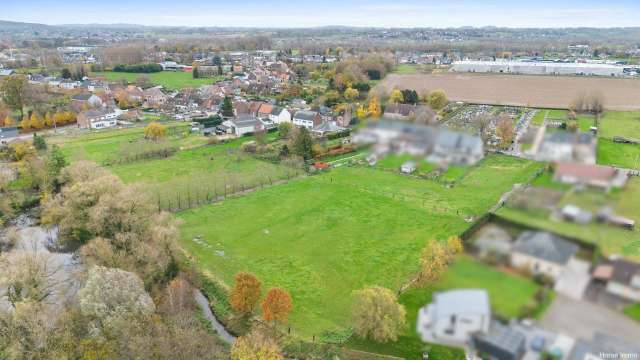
[{"x1": 193, "y1": 289, "x2": 237, "y2": 344}]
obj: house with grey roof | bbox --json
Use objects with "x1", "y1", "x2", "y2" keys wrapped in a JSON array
[
  {"x1": 417, "y1": 289, "x2": 491, "y2": 346},
  {"x1": 536, "y1": 131, "x2": 597, "y2": 164},
  {"x1": 292, "y1": 110, "x2": 322, "y2": 129},
  {"x1": 354, "y1": 120, "x2": 484, "y2": 166},
  {"x1": 77, "y1": 108, "x2": 122, "y2": 129},
  {"x1": 511, "y1": 231, "x2": 579, "y2": 280},
  {"x1": 0, "y1": 127, "x2": 19, "y2": 145},
  {"x1": 312, "y1": 121, "x2": 346, "y2": 137},
  {"x1": 428, "y1": 129, "x2": 484, "y2": 166},
  {"x1": 0, "y1": 69, "x2": 15, "y2": 78},
  {"x1": 473, "y1": 322, "x2": 526, "y2": 360},
  {"x1": 224, "y1": 115, "x2": 264, "y2": 136},
  {"x1": 71, "y1": 93, "x2": 103, "y2": 111},
  {"x1": 592, "y1": 258, "x2": 640, "y2": 302},
  {"x1": 268, "y1": 107, "x2": 292, "y2": 124}
]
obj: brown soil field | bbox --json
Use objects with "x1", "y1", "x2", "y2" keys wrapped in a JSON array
[{"x1": 379, "y1": 73, "x2": 640, "y2": 110}]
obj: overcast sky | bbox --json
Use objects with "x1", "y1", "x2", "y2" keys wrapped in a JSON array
[{"x1": 3, "y1": 0, "x2": 640, "y2": 28}]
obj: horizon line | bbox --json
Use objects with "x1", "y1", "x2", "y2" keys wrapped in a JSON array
[{"x1": 2, "y1": 19, "x2": 640, "y2": 30}]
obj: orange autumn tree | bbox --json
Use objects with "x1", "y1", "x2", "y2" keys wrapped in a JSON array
[
  {"x1": 261, "y1": 288, "x2": 292, "y2": 324},
  {"x1": 229, "y1": 272, "x2": 262, "y2": 315}
]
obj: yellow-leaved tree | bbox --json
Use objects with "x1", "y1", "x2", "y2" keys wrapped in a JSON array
[
  {"x1": 29, "y1": 112, "x2": 44, "y2": 130},
  {"x1": 389, "y1": 89, "x2": 404, "y2": 104},
  {"x1": 144, "y1": 122, "x2": 166, "y2": 141},
  {"x1": 231, "y1": 330, "x2": 283, "y2": 360},
  {"x1": 367, "y1": 97, "x2": 381, "y2": 118},
  {"x1": 344, "y1": 87, "x2": 359, "y2": 101},
  {"x1": 356, "y1": 104, "x2": 368, "y2": 119}
]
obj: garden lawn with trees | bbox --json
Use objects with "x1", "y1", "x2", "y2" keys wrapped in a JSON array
[
  {"x1": 347, "y1": 256, "x2": 545, "y2": 359},
  {"x1": 177, "y1": 156, "x2": 542, "y2": 341},
  {"x1": 92, "y1": 71, "x2": 224, "y2": 89}
]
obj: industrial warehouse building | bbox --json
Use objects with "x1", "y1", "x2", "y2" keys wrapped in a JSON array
[{"x1": 451, "y1": 60, "x2": 627, "y2": 77}]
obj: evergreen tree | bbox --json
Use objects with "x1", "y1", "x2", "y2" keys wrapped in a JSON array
[
  {"x1": 33, "y1": 133, "x2": 47, "y2": 151},
  {"x1": 221, "y1": 96, "x2": 234, "y2": 117}
]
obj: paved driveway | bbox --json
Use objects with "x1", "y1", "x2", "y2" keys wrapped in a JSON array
[
  {"x1": 554, "y1": 258, "x2": 591, "y2": 300},
  {"x1": 540, "y1": 295, "x2": 640, "y2": 345}
]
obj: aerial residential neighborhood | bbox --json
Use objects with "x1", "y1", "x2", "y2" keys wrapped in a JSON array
[{"x1": 1, "y1": 2, "x2": 640, "y2": 360}]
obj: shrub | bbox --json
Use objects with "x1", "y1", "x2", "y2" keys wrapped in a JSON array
[{"x1": 113, "y1": 63, "x2": 163, "y2": 73}]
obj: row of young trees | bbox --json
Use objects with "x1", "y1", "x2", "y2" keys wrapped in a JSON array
[
  {"x1": 13, "y1": 110, "x2": 77, "y2": 131},
  {"x1": 228, "y1": 272, "x2": 292, "y2": 359}
]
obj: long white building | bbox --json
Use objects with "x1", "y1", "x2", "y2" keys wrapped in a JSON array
[{"x1": 452, "y1": 60, "x2": 627, "y2": 77}]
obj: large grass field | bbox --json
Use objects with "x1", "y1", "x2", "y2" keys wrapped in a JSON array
[
  {"x1": 346, "y1": 256, "x2": 542, "y2": 359},
  {"x1": 92, "y1": 71, "x2": 224, "y2": 89},
  {"x1": 177, "y1": 155, "x2": 542, "y2": 340},
  {"x1": 598, "y1": 111, "x2": 640, "y2": 140},
  {"x1": 51, "y1": 126, "x2": 300, "y2": 209},
  {"x1": 51, "y1": 123, "x2": 206, "y2": 164},
  {"x1": 496, "y1": 178, "x2": 640, "y2": 259},
  {"x1": 597, "y1": 138, "x2": 640, "y2": 170}
]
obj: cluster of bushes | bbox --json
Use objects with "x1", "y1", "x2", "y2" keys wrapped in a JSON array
[
  {"x1": 194, "y1": 115, "x2": 223, "y2": 129},
  {"x1": 314, "y1": 143, "x2": 356, "y2": 160},
  {"x1": 326, "y1": 129, "x2": 351, "y2": 140},
  {"x1": 519, "y1": 287, "x2": 554, "y2": 319},
  {"x1": 113, "y1": 63, "x2": 163, "y2": 73}
]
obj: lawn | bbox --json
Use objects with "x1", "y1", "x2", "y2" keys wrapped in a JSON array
[
  {"x1": 112, "y1": 141, "x2": 301, "y2": 210},
  {"x1": 597, "y1": 138, "x2": 640, "y2": 170},
  {"x1": 346, "y1": 256, "x2": 542, "y2": 359},
  {"x1": 52, "y1": 126, "x2": 296, "y2": 209},
  {"x1": 597, "y1": 111, "x2": 640, "y2": 140},
  {"x1": 532, "y1": 109, "x2": 570, "y2": 125},
  {"x1": 530, "y1": 171, "x2": 571, "y2": 191},
  {"x1": 496, "y1": 177, "x2": 640, "y2": 259},
  {"x1": 177, "y1": 155, "x2": 542, "y2": 339},
  {"x1": 392, "y1": 64, "x2": 420, "y2": 75},
  {"x1": 51, "y1": 123, "x2": 206, "y2": 164},
  {"x1": 623, "y1": 303, "x2": 640, "y2": 322},
  {"x1": 375, "y1": 155, "x2": 435, "y2": 176},
  {"x1": 92, "y1": 71, "x2": 225, "y2": 90},
  {"x1": 531, "y1": 110, "x2": 547, "y2": 126}
]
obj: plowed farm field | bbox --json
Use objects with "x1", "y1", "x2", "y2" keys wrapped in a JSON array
[{"x1": 379, "y1": 72, "x2": 640, "y2": 110}]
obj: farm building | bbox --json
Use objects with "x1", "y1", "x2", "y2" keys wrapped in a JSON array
[{"x1": 452, "y1": 61, "x2": 627, "y2": 77}]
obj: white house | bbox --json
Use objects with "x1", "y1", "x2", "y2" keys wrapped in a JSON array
[
  {"x1": 417, "y1": 289, "x2": 491, "y2": 346},
  {"x1": 292, "y1": 110, "x2": 321, "y2": 129},
  {"x1": 77, "y1": 108, "x2": 122, "y2": 129},
  {"x1": 225, "y1": 115, "x2": 264, "y2": 136},
  {"x1": 59, "y1": 79, "x2": 81, "y2": 89},
  {"x1": 269, "y1": 107, "x2": 292, "y2": 124},
  {"x1": 511, "y1": 231, "x2": 579, "y2": 280}
]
